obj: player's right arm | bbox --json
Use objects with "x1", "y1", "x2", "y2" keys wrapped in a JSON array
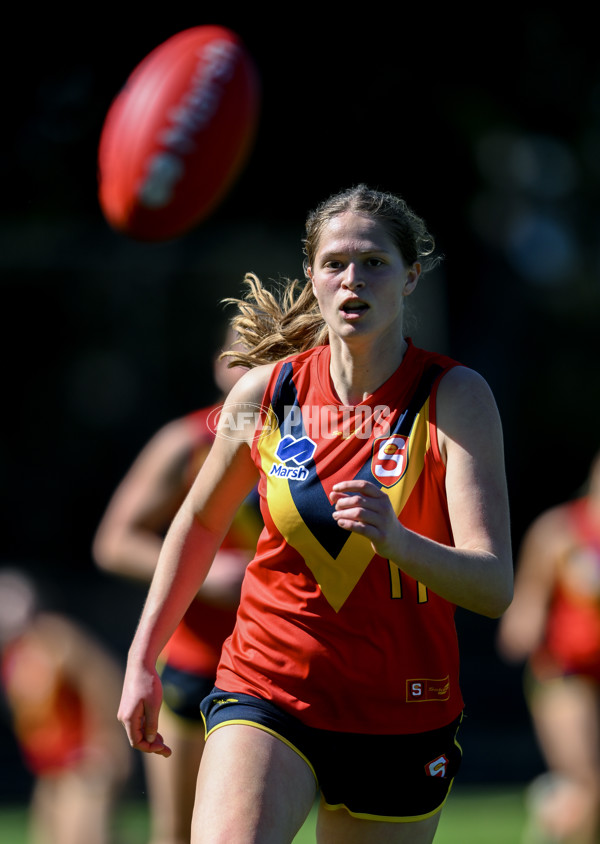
[
  {"x1": 118, "y1": 363, "x2": 273, "y2": 754},
  {"x1": 92, "y1": 417, "x2": 200, "y2": 582},
  {"x1": 496, "y1": 505, "x2": 566, "y2": 663}
]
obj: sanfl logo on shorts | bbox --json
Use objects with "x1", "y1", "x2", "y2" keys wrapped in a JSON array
[{"x1": 425, "y1": 754, "x2": 449, "y2": 778}]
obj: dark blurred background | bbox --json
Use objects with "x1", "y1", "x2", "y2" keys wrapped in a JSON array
[{"x1": 2, "y1": 10, "x2": 600, "y2": 800}]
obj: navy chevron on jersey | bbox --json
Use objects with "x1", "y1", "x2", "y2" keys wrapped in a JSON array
[{"x1": 216, "y1": 339, "x2": 466, "y2": 734}]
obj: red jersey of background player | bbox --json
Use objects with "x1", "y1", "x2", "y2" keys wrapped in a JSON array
[
  {"x1": 159, "y1": 405, "x2": 262, "y2": 676},
  {"x1": 530, "y1": 497, "x2": 600, "y2": 683}
]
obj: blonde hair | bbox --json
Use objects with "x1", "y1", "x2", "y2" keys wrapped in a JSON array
[
  {"x1": 222, "y1": 273, "x2": 327, "y2": 368},
  {"x1": 222, "y1": 184, "x2": 439, "y2": 369}
]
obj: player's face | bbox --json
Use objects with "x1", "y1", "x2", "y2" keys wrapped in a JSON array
[{"x1": 308, "y1": 211, "x2": 419, "y2": 344}]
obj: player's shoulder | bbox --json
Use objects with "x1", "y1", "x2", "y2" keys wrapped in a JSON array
[
  {"x1": 438, "y1": 363, "x2": 494, "y2": 397},
  {"x1": 436, "y1": 365, "x2": 501, "y2": 428},
  {"x1": 138, "y1": 415, "x2": 200, "y2": 462},
  {"x1": 227, "y1": 362, "x2": 277, "y2": 405},
  {"x1": 525, "y1": 500, "x2": 575, "y2": 544}
]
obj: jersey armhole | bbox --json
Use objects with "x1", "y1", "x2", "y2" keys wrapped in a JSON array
[
  {"x1": 428, "y1": 366, "x2": 456, "y2": 464},
  {"x1": 250, "y1": 367, "x2": 283, "y2": 467}
]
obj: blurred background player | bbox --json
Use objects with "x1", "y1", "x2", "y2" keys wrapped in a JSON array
[
  {"x1": 497, "y1": 449, "x2": 600, "y2": 844},
  {"x1": 92, "y1": 325, "x2": 262, "y2": 844},
  {"x1": 0, "y1": 567, "x2": 131, "y2": 844}
]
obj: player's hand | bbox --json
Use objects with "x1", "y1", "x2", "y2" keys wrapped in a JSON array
[
  {"x1": 118, "y1": 662, "x2": 172, "y2": 757},
  {"x1": 330, "y1": 479, "x2": 404, "y2": 561}
]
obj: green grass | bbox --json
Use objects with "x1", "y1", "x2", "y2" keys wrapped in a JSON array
[
  {"x1": 0, "y1": 785, "x2": 527, "y2": 843},
  {"x1": 292, "y1": 785, "x2": 528, "y2": 843},
  {"x1": 434, "y1": 785, "x2": 527, "y2": 844}
]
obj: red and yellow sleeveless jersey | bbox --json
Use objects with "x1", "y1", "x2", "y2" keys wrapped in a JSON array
[
  {"x1": 161, "y1": 405, "x2": 262, "y2": 676},
  {"x1": 216, "y1": 340, "x2": 465, "y2": 734},
  {"x1": 1, "y1": 634, "x2": 85, "y2": 775},
  {"x1": 531, "y1": 498, "x2": 600, "y2": 683}
]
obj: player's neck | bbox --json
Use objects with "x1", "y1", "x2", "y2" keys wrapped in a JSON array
[{"x1": 328, "y1": 335, "x2": 408, "y2": 406}]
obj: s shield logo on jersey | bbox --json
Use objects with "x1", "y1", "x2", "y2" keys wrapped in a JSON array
[{"x1": 371, "y1": 436, "x2": 409, "y2": 487}]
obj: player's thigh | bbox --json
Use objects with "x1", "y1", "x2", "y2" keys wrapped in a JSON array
[
  {"x1": 316, "y1": 800, "x2": 442, "y2": 844},
  {"x1": 161, "y1": 704, "x2": 205, "y2": 788},
  {"x1": 144, "y1": 707, "x2": 205, "y2": 838},
  {"x1": 192, "y1": 723, "x2": 318, "y2": 844},
  {"x1": 531, "y1": 677, "x2": 600, "y2": 774}
]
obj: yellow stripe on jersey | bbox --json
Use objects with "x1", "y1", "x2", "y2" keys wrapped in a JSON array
[{"x1": 256, "y1": 400, "x2": 431, "y2": 612}]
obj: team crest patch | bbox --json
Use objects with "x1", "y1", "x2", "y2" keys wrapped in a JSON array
[
  {"x1": 425, "y1": 754, "x2": 449, "y2": 778},
  {"x1": 371, "y1": 435, "x2": 409, "y2": 487}
]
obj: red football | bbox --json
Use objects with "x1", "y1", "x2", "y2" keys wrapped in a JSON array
[{"x1": 97, "y1": 26, "x2": 260, "y2": 241}]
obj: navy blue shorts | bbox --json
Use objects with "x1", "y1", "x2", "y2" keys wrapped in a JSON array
[
  {"x1": 159, "y1": 663, "x2": 216, "y2": 722},
  {"x1": 200, "y1": 687, "x2": 463, "y2": 822}
]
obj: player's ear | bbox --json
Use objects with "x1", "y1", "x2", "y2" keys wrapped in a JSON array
[{"x1": 403, "y1": 263, "x2": 420, "y2": 297}]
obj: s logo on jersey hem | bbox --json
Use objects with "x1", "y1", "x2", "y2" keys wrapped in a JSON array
[{"x1": 406, "y1": 676, "x2": 450, "y2": 702}]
